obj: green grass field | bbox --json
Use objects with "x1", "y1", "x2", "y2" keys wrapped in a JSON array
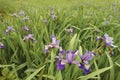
[{"x1": 0, "y1": 0, "x2": 120, "y2": 80}]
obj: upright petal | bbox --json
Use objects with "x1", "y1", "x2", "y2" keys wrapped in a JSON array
[{"x1": 66, "y1": 50, "x2": 75, "y2": 63}]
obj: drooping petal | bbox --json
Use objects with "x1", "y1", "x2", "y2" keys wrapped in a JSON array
[
  {"x1": 79, "y1": 63, "x2": 90, "y2": 74},
  {"x1": 0, "y1": 42, "x2": 6, "y2": 49},
  {"x1": 57, "y1": 60, "x2": 66, "y2": 70}
]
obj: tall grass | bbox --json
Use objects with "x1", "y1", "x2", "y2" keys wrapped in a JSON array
[{"x1": 0, "y1": 0, "x2": 120, "y2": 80}]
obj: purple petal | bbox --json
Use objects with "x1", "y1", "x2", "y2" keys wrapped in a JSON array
[
  {"x1": 103, "y1": 34, "x2": 114, "y2": 47},
  {"x1": 79, "y1": 63, "x2": 90, "y2": 74},
  {"x1": 66, "y1": 50, "x2": 75, "y2": 63},
  {"x1": 57, "y1": 60, "x2": 65, "y2": 70}
]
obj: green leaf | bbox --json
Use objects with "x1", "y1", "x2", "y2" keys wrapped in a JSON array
[
  {"x1": 56, "y1": 71, "x2": 62, "y2": 80},
  {"x1": 77, "y1": 66, "x2": 112, "y2": 80},
  {"x1": 106, "y1": 52, "x2": 114, "y2": 80},
  {"x1": 26, "y1": 65, "x2": 45, "y2": 80},
  {"x1": 68, "y1": 34, "x2": 78, "y2": 50},
  {"x1": 42, "y1": 74, "x2": 56, "y2": 80},
  {"x1": 115, "y1": 62, "x2": 120, "y2": 67}
]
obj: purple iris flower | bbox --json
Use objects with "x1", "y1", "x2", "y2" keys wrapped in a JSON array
[
  {"x1": 56, "y1": 49, "x2": 66, "y2": 70},
  {"x1": 22, "y1": 26, "x2": 30, "y2": 32},
  {"x1": 23, "y1": 34, "x2": 36, "y2": 42},
  {"x1": 5, "y1": 26, "x2": 16, "y2": 34},
  {"x1": 44, "y1": 35, "x2": 60, "y2": 53},
  {"x1": 76, "y1": 51, "x2": 95, "y2": 74},
  {"x1": 103, "y1": 34, "x2": 114, "y2": 47},
  {"x1": 65, "y1": 50, "x2": 75, "y2": 63},
  {"x1": 0, "y1": 42, "x2": 6, "y2": 49},
  {"x1": 22, "y1": 16, "x2": 29, "y2": 22},
  {"x1": 51, "y1": 14, "x2": 57, "y2": 20},
  {"x1": 66, "y1": 27, "x2": 73, "y2": 34},
  {"x1": 12, "y1": 13, "x2": 19, "y2": 18},
  {"x1": 18, "y1": 11, "x2": 25, "y2": 16},
  {"x1": 80, "y1": 51, "x2": 95, "y2": 64}
]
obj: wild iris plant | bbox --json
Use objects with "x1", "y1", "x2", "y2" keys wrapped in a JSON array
[
  {"x1": 78, "y1": 51, "x2": 96, "y2": 74},
  {"x1": 44, "y1": 33, "x2": 117, "y2": 74},
  {"x1": 22, "y1": 26, "x2": 30, "y2": 32},
  {"x1": 96, "y1": 33, "x2": 117, "y2": 48},
  {"x1": 96, "y1": 34, "x2": 117, "y2": 55},
  {"x1": 23, "y1": 34, "x2": 36, "y2": 42},
  {"x1": 5, "y1": 26, "x2": 16, "y2": 34},
  {"x1": 44, "y1": 35, "x2": 60, "y2": 53},
  {"x1": 44, "y1": 35, "x2": 97, "y2": 74}
]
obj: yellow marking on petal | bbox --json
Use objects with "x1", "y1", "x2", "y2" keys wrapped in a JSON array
[
  {"x1": 45, "y1": 45, "x2": 49, "y2": 49},
  {"x1": 75, "y1": 50, "x2": 78, "y2": 55},
  {"x1": 61, "y1": 61, "x2": 66, "y2": 65},
  {"x1": 59, "y1": 47, "x2": 62, "y2": 51},
  {"x1": 85, "y1": 64, "x2": 90, "y2": 70}
]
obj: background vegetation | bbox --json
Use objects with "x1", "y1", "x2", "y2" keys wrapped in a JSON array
[{"x1": 0, "y1": 0, "x2": 120, "y2": 80}]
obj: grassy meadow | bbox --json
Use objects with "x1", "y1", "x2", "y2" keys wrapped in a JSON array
[{"x1": 0, "y1": 0, "x2": 120, "y2": 80}]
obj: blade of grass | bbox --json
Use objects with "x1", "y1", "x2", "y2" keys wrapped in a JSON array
[
  {"x1": 26, "y1": 65, "x2": 45, "y2": 80},
  {"x1": 77, "y1": 66, "x2": 112, "y2": 80}
]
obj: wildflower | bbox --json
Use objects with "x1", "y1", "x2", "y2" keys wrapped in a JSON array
[
  {"x1": 23, "y1": 34, "x2": 36, "y2": 42},
  {"x1": 97, "y1": 34, "x2": 117, "y2": 48},
  {"x1": 103, "y1": 34, "x2": 114, "y2": 47},
  {"x1": 22, "y1": 26, "x2": 30, "y2": 32},
  {"x1": 76, "y1": 51, "x2": 95, "y2": 74},
  {"x1": 0, "y1": 42, "x2": 6, "y2": 49},
  {"x1": 18, "y1": 11, "x2": 25, "y2": 16},
  {"x1": 44, "y1": 35, "x2": 60, "y2": 53},
  {"x1": 65, "y1": 50, "x2": 76, "y2": 63},
  {"x1": 56, "y1": 49, "x2": 66, "y2": 70},
  {"x1": 51, "y1": 14, "x2": 57, "y2": 20},
  {"x1": 56, "y1": 50, "x2": 79, "y2": 70},
  {"x1": 5, "y1": 26, "x2": 16, "y2": 34},
  {"x1": 12, "y1": 13, "x2": 19, "y2": 18},
  {"x1": 80, "y1": 51, "x2": 95, "y2": 64},
  {"x1": 66, "y1": 27, "x2": 73, "y2": 34},
  {"x1": 22, "y1": 16, "x2": 29, "y2": 22}
]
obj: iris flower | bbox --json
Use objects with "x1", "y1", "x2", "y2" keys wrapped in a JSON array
[
  {"x1": 22, "y1": 16, "x2": 29, "y2": 22},
  {"x1": 77, "y1": 51, "x2": 95, "y2": 74},
  {"x1": 23, "y1": 34, "x2": 36, "y2": 42},
  {"x1": 97, "y1": 34, "x2": 117, "y2": 48},
  {"x1": 22, "y1": 26, "x2": 30, "y2": 32},
  {"x1": 56, "y1": 50, "x2": 78, "y2": 70},
  {"x1": 12, "y1": 13, "x2": 19, "y2": 18},
  {"x1": 66, "y1": 27, "x2": 73, "y2": 34},
  {"x1": 103, "y1": 34, "x2": 114, "y2": 47},
  {"x1": 0, "y1": 42, "x2": 6, "y2": 49},
  {"x1": 19, "y1": 11, "x2": 25, "y2": 16},
  {"x1": 44, "y1": 35, "x2": 60, "y2": 53},
  {"x1": 5, "y1": 26, "x2": 16, "y2": 34}
]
